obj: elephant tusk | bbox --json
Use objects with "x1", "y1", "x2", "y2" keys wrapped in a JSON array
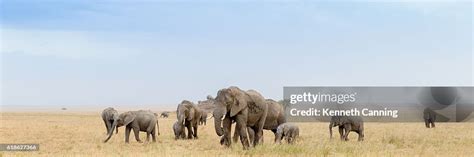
[
  {"x1": 220, "y1": 115, "x2": 225, "y2": 121},
  {"x1": 207, "y1": 115, "x2": 214, "y2": 120}
]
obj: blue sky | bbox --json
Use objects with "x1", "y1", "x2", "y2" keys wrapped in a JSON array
[{"x1": 1, "y1": 0, "x2": 472, "y2": 106}]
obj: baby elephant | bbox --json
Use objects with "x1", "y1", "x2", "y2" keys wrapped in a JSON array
[
  {"x1": 173, "y1": 121, "x2": 186, "y2": 140},
  {"x1": 329, "y1": 116, "x2": 364, "y2": 141},
  {"x1": 104, "y1": 110, "x2": 160, "y2": 143},
  {"x1": 275, "y1": 123, "x2": 299, "y2": 144}
]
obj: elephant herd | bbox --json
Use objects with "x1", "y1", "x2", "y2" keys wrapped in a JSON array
[{"x1": 101, "y1": 86, "x2": 368, "y2": 150}]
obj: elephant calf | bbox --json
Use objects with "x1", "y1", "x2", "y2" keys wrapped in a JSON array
[
  {"x1": 275, "y1": 123, "x2": 299, "y2": 144},
  {"x1": 423, "y1": 108, "x2": 436, "y2": 128},
  {"x1": 173, "y1": 121, "x2": 186, "y2": 140},
  {"x1": 104, "y1": 110, "x2": 160, "y2": 143},
  {"x1": 329, "y1": 116, "x2": 364, "y2": 141}
]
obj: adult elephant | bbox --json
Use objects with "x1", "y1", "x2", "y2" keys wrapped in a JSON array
[
  {"x1": 177, "y1": 100, "x2": 202, "y2": 139},
  {"x1": 160, "y1": 111, "x2": 170, "y2": 118},
  {"x1": 199, "y1": 111, "x2": 208, "y2": 125},
  {"x1": 101, "y1": 107, "x2": 119, "y2": 135},
  {"x1": 423, "y1": 108, "x2": 437, "y2": 128},
  {"x1": 213, "y1": 86, "x2": 268, "y2": 150},
  {"x1": 232, "y1": 99, "x2": 286, "y2": 144},
  {"x1": 104, "y1": 110, "x2": 159, "y2": 143}
]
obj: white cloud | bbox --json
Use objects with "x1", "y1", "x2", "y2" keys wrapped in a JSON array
[{"x1": 1, "y1": 29, "x2": 143, "y2": 59}]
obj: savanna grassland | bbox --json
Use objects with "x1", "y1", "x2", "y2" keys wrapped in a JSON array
[{"x1": 0, "y1": 112, "x2": 473, "y2": 157}]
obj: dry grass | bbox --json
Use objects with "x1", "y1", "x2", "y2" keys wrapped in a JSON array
[{"x1": 0, "y1": 112, "x2": 473, "y2": 156}]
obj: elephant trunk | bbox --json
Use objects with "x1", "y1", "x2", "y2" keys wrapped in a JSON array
[
  {"x1": 213, "y1": 109, "x2": 225, "y2": 136},
  {"x1": 178, "y1": 113, "x2": 185, "y2": 126},
  {"x1": 104, "y1": 120, "x2": 117, "y2": 143}
]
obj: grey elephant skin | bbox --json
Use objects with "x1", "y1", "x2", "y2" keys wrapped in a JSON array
[
  {"x1": 101, "y1": 107, "x2": 119, "y2": 135},
  {"x1": 104, "y1": 110, "x2": 160, "y2": 143},
  {"x1": 213, "y1": 86, "x2": 268, "y2": 150},
  {"x1": 177, "y1": 100, "x2": 202, "y2": 139},
  {"x1": 423, "y1": 108, "x2": 436, "y2": 128},
  {"x1": 232, "y1": 99, "x2": 286, "y2": 144},
  {"x1": 329, "y1": 116, "x2": 364, "y2": 141},
  {"x1": 173, "y1": 121, "x2": 186, "y2": 140},
  {"x1": 199, "y1": 111, "x2": 208, "y2": 125},
  {"x1": 275, "y1": 123, "x2": 299, "y2": 144},
  {"x1": 160, "y1": 111, "x2": 170, "y2": 118}
]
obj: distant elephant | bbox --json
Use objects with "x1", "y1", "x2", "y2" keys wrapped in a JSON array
[
  {"x1": 213, "y1": 86, "x2": 268, "y2": 150},
  {"x1": 104, "y1": 110, "x2": 159, "y2": 143},
  {"x1": 207, "y1": 95, "x2": 214, "y2": 100},
  {"x1": 177, "y1": 100, "x2": 202, "y2": 139},
  {"x1": 275, "y1": 123, "x2": 299, "y2": 144},
  {"x1": 329, "y1": 116, "x2": 364, "y2": 141},
  {"x1": 173, "y1": 121, "x2": 186, "y2": 140},
  {"x1": 101, "y1": 107, "x2": 119, "y2": 135},
  {"x1": 231, "y1": 99, "x2": 286, "y2": 144},
  {"x1": 199, "y1": 111, "x2": 208, "y2": 125},
  {"x1": 160, "y1": 112, "x2": 170, "y2": 118},
  {"x1": 423, "y1": 108, "x2": 436, "y2": 128}
]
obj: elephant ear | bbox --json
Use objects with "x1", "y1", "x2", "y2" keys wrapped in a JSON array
[
  {"x1": 230, "y1": 88, "x2": 247, "y2": 117},
  {"x1": 123, "y1": 112, "x2": 136, "y2": 126}
]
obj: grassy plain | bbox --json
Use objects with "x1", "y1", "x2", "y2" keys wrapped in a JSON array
[{"x1": 0, "y1": 112, "x2": 473, "y2": 156}]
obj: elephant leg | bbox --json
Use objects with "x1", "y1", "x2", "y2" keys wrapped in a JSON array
[
  {"x1": 358, "y1": 130, "x2": 364, "y2": 141},
  {"x1": 145, "y1": 121, "x2": 152, "y2": 142},
  {"x1": 193, "y1": 125, "x2": 198, "y2": 139},
  {"x1": 270, "y1": 129, "x2": 277, "y2": 142},
  {"x1": 254, "y1": 121, "x2": 265, "y2": 147},
  {"x1": 425, "y1": 119, "x2": 430, "y2": 128},
  {"x1": 186, "y1": 123, "x2": 193, "y2": 139},
  {"x1": 233, "y1": 125, "x2": 240, "y2": 143},
  {"x1": 430, "y1": 120, "x2": 435, "y2": 128},
  {"x1": 338, "y1": 126, "x2": 344, "y2": 140},
  {"x1": 152, "y1": 129, "x2": 157, "y2": 142},
  {"x1": 290, "y1": 133, "x2": 297, "y2": 144},
  {"x1": 235, "y1": 115, "x2": 250, "y2": 150},
  {"x1": 272, "y1": 131, "x2": 278, "y2": 143},
  {"x1": 222, "y1": 117, "x2": 233, "y2": 147},
  {"x1": 125, "y1": 126, "x2": 132, "y2": 143},
  {"x1": 343, "y1": 124, "x2": 351, "y2": 141},
  {"x1": 247, "y1": 127, "x2": 255, "y2": 145},
  {"x1": 286, "y1": 133, "x2": 292, "y2": 144},
  {"x1": 146, "y1": 132, "x2": 150, "y2": 142},
  {"x1": 181, "y1": 129, "x2": 186, "y2": 139},
  {"x1": 133, "y1": 128, "x2": 142, "y2": 143}
]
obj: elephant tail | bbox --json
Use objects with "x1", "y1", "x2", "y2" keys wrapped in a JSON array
[
  {"x1": 329, "y1": 121, "x2": 333, "y2": 139},
  {"x1": 156, "y1": 120, "x2": 160, "y2": 135}
]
